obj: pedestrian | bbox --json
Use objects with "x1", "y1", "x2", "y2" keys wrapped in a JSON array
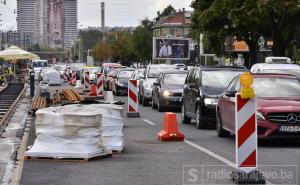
[{"x1": 0, "y1": 75, "x2": 6, "y2": 86}]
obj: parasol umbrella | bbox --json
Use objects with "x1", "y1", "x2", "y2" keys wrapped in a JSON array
[{"x1": 0, "y1": 46, "x2": 38, "y2": 76}]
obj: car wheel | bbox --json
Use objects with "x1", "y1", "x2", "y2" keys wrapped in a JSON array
[
  {"x1": 157, "y1": 97, "x2": 165, "y2": 112},
  {"x1": 195, "y1": 104, "x2": 206, "y2": 129},
  {"x1": 142, "y1": 96, "x2": 149, "y2": 106},
  {"x1": 138, "y1": 93, "x2": 142, "y2": 104},
  {"x1": 152, "y1": 95, "x2": 157, "y2": 109},
  {"x1": 181, "y1": 104, "x2": 191, "y2": 124},
  {"x1": 216, "y1": 110, "x2": 230, "y2": 137}
]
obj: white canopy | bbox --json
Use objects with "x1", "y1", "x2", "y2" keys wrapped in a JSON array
[{"x1": 0, "y1": 46, "x2": 38, "y2": 60}]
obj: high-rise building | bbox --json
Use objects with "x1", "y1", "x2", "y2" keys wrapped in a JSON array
[
  {"x1": 35, "y1": 0, "x2": 48, "y2": 47},
  {"x1": 64, "y1": 0, "x2": 78, "y2": 48},
  {"x1": 32, "y1": 0, "x2": 78, "y2": 48},
  {"x1": 17, "y1": 0, "x2": 35, "y2": 40}
]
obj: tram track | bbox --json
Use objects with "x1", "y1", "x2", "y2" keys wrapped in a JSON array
[{"x1": 0, "y1": 83, "x2": 26, "y2": 134}]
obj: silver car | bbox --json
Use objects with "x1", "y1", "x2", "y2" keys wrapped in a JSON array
[{"x1": 139, "y1": 64, "x2": 177, "y2": 106}]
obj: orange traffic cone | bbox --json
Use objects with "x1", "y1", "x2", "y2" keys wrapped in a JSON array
[
  {"x1": 157, "y1": 112, "x2": 185, "y2": 141},
  {"x1": 90, "y1": 84, "x2": 97, "y2": 96}
]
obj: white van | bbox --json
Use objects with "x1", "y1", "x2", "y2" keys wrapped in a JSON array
[
  {"x1": 31, "y1": 60, "x2": 49, "y2": 80},
  {"x1": 251, "y1": 57, "x2": 300, "y2": 77}
]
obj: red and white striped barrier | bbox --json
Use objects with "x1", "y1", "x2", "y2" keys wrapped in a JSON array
[
  {"x1": 71, "y1": 71, "x2": 76, "y2": 85},
  {"x1": 235, "y1": 93, "x2": 257, "y2": 173},
  {"x1": 96, "y1": 73, "x2": 104, "y2": 96},
  {"x1": 63, "y1": 70, "x2": 68, "y2": 82},
  {"x1": 127, "y1": 79, "x2": 140, "y2": 117},
  {"x1": 83, "y1": 71, "x2": 90, "y2": 92}
]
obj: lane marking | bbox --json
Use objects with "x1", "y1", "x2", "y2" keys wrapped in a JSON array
[
  {"x1": 184, "y1": 139, "x2": 274, "y2": 185},
  {"x1": 142, "y1": 119, "x2": 157, "y2": 126},
  {"x1": 184, "y1": 139, "x2": 236, "y2": 167},
  {"x1": 139, "y1": 117, "x2": 274, "y2": 184}
]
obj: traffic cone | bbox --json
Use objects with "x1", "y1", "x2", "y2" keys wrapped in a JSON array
[
  {"x1": 90, "y1": 84, "x2": 97, "y2": 96},
  {"x1": 157, "y1": 112, "x2": 185, "y2": 141}
]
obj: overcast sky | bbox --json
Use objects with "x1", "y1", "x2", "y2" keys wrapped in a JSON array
[{"x1": 0, "y1": 0, "x2": 193, "y2": 30}]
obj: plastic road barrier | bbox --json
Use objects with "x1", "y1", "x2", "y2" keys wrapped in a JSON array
[{"x1": 127, "y1": 79, "x2": 140, "y2": 117}]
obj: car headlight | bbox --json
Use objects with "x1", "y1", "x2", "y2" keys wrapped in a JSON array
[
  {"x1": 163, "y1": 91, "x2": 171, "y2": 96},
  {"x1": 256, "y1": 111, "x2": 265, "y2": 121},
  {"x1": 204, "y1": 98, "x2": 218, "y2": 106},
  {"x1": 117, "y1": 82, "x2": 125, "y2": 86}
]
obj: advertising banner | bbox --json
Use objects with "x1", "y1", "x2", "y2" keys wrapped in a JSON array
[
  {"x1": 153, "y1": 37, "x2": 190, "y2": 60},
  {"x1": 48, "y1": 0, "x2": 64, "y2": 48}
]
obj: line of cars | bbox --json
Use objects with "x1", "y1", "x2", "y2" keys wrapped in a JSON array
[{"x1": 136, "y1": 57, "x2": 300, "y2": 139}]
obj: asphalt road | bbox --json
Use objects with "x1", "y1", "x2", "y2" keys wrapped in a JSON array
[{"x1": 20, "y1": 93, "x2": 300, "y2": 185}]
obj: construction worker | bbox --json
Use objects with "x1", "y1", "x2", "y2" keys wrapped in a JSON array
[
  {"x1": 8, "y1": 66, "x2": 13, "y2": 75},
  {"x1": 0, "y1": 75, "x2": 5, "y2": 85}
]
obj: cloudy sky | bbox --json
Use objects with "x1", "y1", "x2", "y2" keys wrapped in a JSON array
[{"x1": 0, "y1": 0, "x2": 193, "y2": 30}]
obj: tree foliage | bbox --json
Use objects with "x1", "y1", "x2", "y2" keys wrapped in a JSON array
[
  {"x1": 131, "y1": 18, "x2": 153, "y2": 64},
  {"x1": 160, "y1": 5, "x2": 176, "y2": 17},
  {"x1": 92, "y1": 42, "x2": 111, "y2": 65},
  {"x1": 191, "y1": 0, "x2": 300, "y2": 64},
  {"x1": 90, "y1": 18, "x2": 153, "y2": 66}
]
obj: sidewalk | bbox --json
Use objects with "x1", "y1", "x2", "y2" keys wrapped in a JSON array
[{"x1": 0, "y1": 87, "x2": 30, "y2": 185}]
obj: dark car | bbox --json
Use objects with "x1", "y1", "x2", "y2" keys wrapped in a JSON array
[
  {"x1": 112, "y1": 69, "x2": 135, "y2": 96},
  {"x1": 152, "y1": 70, "x2": 188, "y2": 112},
  {"x1": 181, "y1": 66, "x2": 247, "y2": 129},
  {"x1": 217, "y1": 74, "x2": 300, "y2": 138}
]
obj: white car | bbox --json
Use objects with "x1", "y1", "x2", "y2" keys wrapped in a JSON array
[{"x1": 251, "y1": 63, "x2": 300, "y2": 77}]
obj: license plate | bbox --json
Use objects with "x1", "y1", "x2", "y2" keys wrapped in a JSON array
[{"x1": 279, "y1": 126, "x2": 300, "y2": 133}]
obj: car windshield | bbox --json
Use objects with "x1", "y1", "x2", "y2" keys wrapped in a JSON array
[
  {"x1": 148, "y1": 69, "x2": 164, "y2": 78},
  {"x1": 253, "y1": 77, "x2": 300, "y2": 97},
  {"x1": 262, "y1": 69, "x2": 300, "y2": 78},
  {"x1": 86, "y1": 68, "x2": 99, "y2": 73},
  {"x1": 33, "y1": 62, "x2": 48, "y2": 68},
  {"x1": 119, "y1": 70, "x2": 134, "y2": 78},
  {"x1": 164, "y1": 73, "x2": 187, "y2": 85},
  {"x1": 202, "y1": 70, "x2": 244, "y2": 95},
  {"x1": 202, "y1": 70, "x2": 244, "y2": 89}
]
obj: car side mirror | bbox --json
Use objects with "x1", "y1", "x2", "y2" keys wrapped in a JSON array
[
  {"x1": 153, "y1": 82, "x2": 159, "y2": 86},
  {"x1": 189, "y1": 83, "x2": 196, "y2": 88},
  {"x1": 225, "y1": 90, "x2": 237, "y2": 97}
]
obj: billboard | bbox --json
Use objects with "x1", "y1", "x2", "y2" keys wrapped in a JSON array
[
  {"x1": 48, "y1": 0, "x2": 64, "y2": 48},
  {"x1": 153, "y1": 37, "x2": 191, "y2": 60}
]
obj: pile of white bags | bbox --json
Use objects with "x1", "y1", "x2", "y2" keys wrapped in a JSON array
[
  {"x1": 25, "y1": 104, "x2": 124, "y2": 159},
  {"x1": 42, "y1": 68, "x2": 61, "y2": 85}
]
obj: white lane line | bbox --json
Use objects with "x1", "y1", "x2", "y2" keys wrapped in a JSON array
[
  {"x1": 184, "y1": 139, "x2": 236, "y2": 167},
  {"x1": 139, "y1": 117, "x2": 274, "y2": 184},
  {"x1": 142, "y1": 119, "x2": 157, "y2": 126},
  {"x1": 184, "y1": 139, "x2": 274, "y2": 185}
]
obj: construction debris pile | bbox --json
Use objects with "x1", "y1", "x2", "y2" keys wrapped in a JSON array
[
  {"x1": 53, "y1": 89, "x2": 84, "y2": 104},
  {"x1": 25, "y1": 103, "x2": 124, "y2": 159},
  {"x1": 31, "y1": 96, "x2": 47, "y2": 113}
]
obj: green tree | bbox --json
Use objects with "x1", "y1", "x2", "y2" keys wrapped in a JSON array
[
  {"x1": 191, "y1": 0, "x2": 300, "y2": 66},
  {"x1": 258, "y1": 0, "x2": 300, "y2": 56},
  {"x1": 132, "y1": 18, "x2": 153, "y2": 65},
  {"x1": 92, "y1": 42, "x2": 111, "y2": 65},
  {"x1": 160, "y1": 5, "x2": 176, "y2": 16}
]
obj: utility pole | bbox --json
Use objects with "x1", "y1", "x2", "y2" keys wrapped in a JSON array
[{"x1": 78, "y1": 38, "x2": 81, "y2": 63}]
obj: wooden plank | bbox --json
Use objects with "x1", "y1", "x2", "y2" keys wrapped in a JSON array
[{"x1": 24, "y1": 153, "x2": 112, "y2": 162}]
